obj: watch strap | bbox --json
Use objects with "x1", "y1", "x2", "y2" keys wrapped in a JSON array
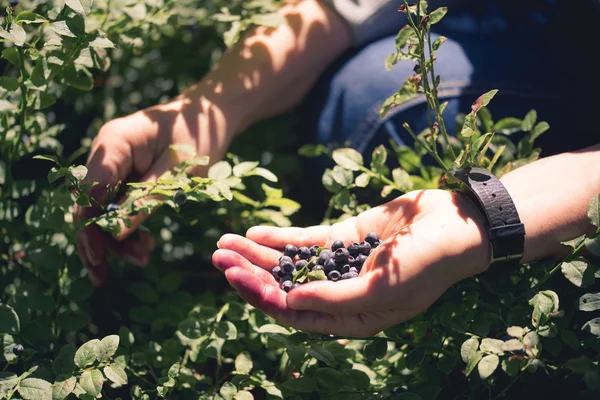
[{"x1": 450, "y1": 167, "x2": 525, "y2": 267}]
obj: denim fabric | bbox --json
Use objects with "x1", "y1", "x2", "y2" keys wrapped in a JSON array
[{"x1": 298, "y1": 2, "x2": 599, "y2": 163}]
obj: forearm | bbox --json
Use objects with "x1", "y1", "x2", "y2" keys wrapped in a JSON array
[
  {"x1": 183, "y1": 0, "x2": 352, "y2": 138},
  {"x1": 501, "y1": 143, "x2": 600, "y2": 263}
]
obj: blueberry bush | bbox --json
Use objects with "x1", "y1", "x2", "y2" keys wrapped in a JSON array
[{"x1": 1, "y1": 1, "x2": 599, "y2": 399}]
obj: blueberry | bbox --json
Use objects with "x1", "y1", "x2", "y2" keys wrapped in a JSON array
[
  {"x1": 280, "y1": 274, "x2": 293, "y2": 284},
  {"x1": 355, "y1": 254, "x2": 368, "y2": 267},
  {"x1": 310, "y1": 245, "x2": 319, "y2": 257},
  {"x1": 298, "y1": 246, "x2": 311, "y2": 260},
  {"x1": 271, "y1": 266, "x2": 281, "y2": 279},
  {"x1": 334, "y1": 248, "x2": 349, "y2": 263},
  {"x1": 328, "y1": 270, "x2": 342, "y2": 282},
  {"x1": 349, "y1": 267, "x2": 358, "y2": 274},
  {"x1": 279, "y1": 256, "x2": 294, "y2": 273},
  {"x1": 359, "y1": 241, "x2": 371, "y2": 255},
  {"x1": 324, "y1": 258, "x2": 337, "y2": 273},
  {"x1": 365, "y1": 232, "x2": 379, "y2": 245},
  {"x1": 331, "y1": 240, "x2": 344, "y2": 251},
  {"x1": 9, "y1": 0, "x2": 18, "y2": 7},
  {"x1": 341, "y1": 264, "x2": 351, "y2": 274},
  {"x1": 348, "y1": 271, "x2": 359, "y2": 278},
  {"x1": 348, "y1": 242, "x2": 361, "y2": 257},
  {"x1": 295, "y1": 259, "x2": 308, "y2": 270},
  {"x1": 12, "y1": 344, "x2": 24, "y2": 356},
  {"x1": 283, "y1": 244, "x2": 298, "y2": 258},
  {"x1": 342, "y1": 272, "x2": 355, "y2": 280},
  {"x1": 282, "y1": 281, "x2": 293, "y2": 292},
  {"x1": 372, "y1": 240, "x2": 382, "y2": 249},
  {"x1": 173, "y1": 189, "x2": 188, "y2": 205},
  {"x1": 311, "y1": 265, "x2": 324, "y2": 272},
  {"x1": 317, "y1": 250, "x2": 332, "y2": 265},
  {"x1": 106, "y1": 203, "x2": 120, "y2": 213}
]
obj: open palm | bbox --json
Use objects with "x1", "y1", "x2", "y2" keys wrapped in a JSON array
[{"x1": 213, "y1": 190, "x2": 489, "y2": 337}]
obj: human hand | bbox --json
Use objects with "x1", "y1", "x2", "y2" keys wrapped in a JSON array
[
  {"x1": 74, "y1": 96, "x2": 234, "y2": 286},
  {"x1": 213, "y1": 189, "x2": 491, "y2": 337}
]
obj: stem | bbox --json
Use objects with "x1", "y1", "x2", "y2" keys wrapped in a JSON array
[
  {"x1": 126, "y1": 366, "x2": 155, "y2": 387},
  {"x1": 16, "y1": 48, "x2": 28, "y2": 158}
]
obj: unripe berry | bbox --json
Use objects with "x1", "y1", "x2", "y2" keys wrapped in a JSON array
[{"x1": 331, "y1": 240, "x2": 344, "y2": 251}]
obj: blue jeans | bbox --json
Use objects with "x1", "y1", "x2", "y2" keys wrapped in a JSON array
[{"x1": 299, "y1": 3, "x2": 598, "y2": 163}]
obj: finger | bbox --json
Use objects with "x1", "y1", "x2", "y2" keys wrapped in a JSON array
[
  {"x1": 75, "y1": 224, "x2": 109, "y2": 287},
  {"x1": 224, "y1": 267, "x2": 388, "y2": 337},
  {"x1": 285, "y1": 274, "x2": 378, "y2": 315},
  {"x1": 212, "y1": 248, "x2": 278, "y2": 286},
  {"x1": 246, "y1": 225, "x2": 331, "y2": 249},
  {"x1": 217, "y1": 234, "x2": 283, "y2": 269},
  {"x1": 106, "y1": 231, "x2": 156, "y2": 267}
]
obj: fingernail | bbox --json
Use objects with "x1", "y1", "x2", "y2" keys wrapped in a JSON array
[
  {"x1": 216, "y1": 241, "x2": 220, "y2": 249},
  {"x1": 83, "y1": 235, "x2": 101, "y2": 267}
]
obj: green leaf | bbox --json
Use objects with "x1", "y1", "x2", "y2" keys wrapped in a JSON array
[
  {"x1": 493, "y1": 117, "x2": 522, "y2": 135},
  {"x1": 363, "y1": 338, "x2": 387, "y2": 360},
  {"x1": 471, "y1": 90, "x2": 498, "y2": 113},
  {"x1": 588, "y1": 194, "x2": 600, "y2": 227},
  {"x1": 315, "y1": 368, "x2": 346, "y2": 391},
  {"x1": 103, "y1": 364, "x2": 127, "y2": 386},
  {"x1": 521, "y1": 110, "x2": 537, "y2": 132},
  {"x1": 65, "y1": 0, "x2": 93, "y2": 15},
  {"x1": 561, "y1": 257, "x2": 595, "y2": 287},
  {"x1": 250, "y1": 13, "x2": 286, "y2": 27},
  {"x1": 0, "y1": 23, "x2": 26, "y2": 46},
  {"x1": 52, "y1": 376, "x2": 76, "y2": 400},
  {"x1": 0, "y1": 77, "x2": 18, "y2": 91},
  {"x1": 566, "y1": 356, "x2": 595, "y2": 373},
  {"x1": 62, "y1": 65, "x2": 93, "y2": 91},
  {"x1": 0, "y1": 304, "x2": 20, "y2": 335},
  {"x1": 460, "y1": 337, "x2": 479, "y2": 363},
  {"x1": 258, "y1": 324, "x2": 290, "y2": 335},
  {"x1": 97, "y1": 335, "x2": 119, "y2": 362},
  {"x1": 53, "y1": 344, "x2": 76, "y2": 376},
  {"x1": 208, "y1": 161, "x2": 232, "y2": 180},
  {"x1": 506, "y1": 326, "x2": 525, "y2": 338},
  {"x1": 298, "y1": 144, "x2": 328, "y2": 157},
  {"x1": 480, "y1": 338, "x2": 504, "y2": 355},
  {"x1": 2, "y1": 48, "x2": 19, "y2": 65},
  {"x1": 502, "y1": 339, "x2": 524, "y2": 352},
  {"x1": 248, "y1": 167, "x2": 278, "y2": 182},
  {"x1": 306, "y1": 347, "x2": 335, "y2": 366},
  {"x1": 57, "y1": 310, "x2": 88, "y2": 331},
  {"x1": 370, "y1": 145, "x2": 387, "y2": 171},
  {"x1": 169, "y1": 144, "x2": 196, "y2": 156},
  {"x1": 355, "y1": 172, "x2": 371, "y2": 187},
  {"x1": 50, "y1": 21, "x2": 76, "y2": 37},
  {"x1": 501, "y1": 358, "x2": 520, "y2": 377},
  {"x1": 0, "y1": 372, "x2": 18, "y2": 397},
  {"x1": 392, "y1": 168, "x2": 413, "y2": 192},
  {"x1": 79, "y1": 369, "x2": 103, "y2": 397},
  {"x1": 428, "y1": 7, "x2": 447, "y2": 24},
  {"x1": 15, "y1": 11, "x2": 48, "y2": 24},
  {"x1": 19, "y1": 378, "x2": 52, "y2": 400},
  {"x1": 307, "y1": 269, "x2": 327, "y2": 282},
  {"x1": 465, "y1": 351, "x2": 483, "y2": 376},
  {"x1": 220, "y1": 382, "x2": 237, "y2": 400},
  {"x1": 331, "y1": 166, "x2": 353, "y2": 187},
  {"x1": 235, "y1": 351, "x2": 252, "y2": 374},
  {"x1": 582, "y1": 317, "x2": 600, "y2": 336},
  {"x1": 561, "y1": 234, "x2": 586, "y2": 249},
  {"x1": 216, "y1": 321, "x2": 237, "y2": 340},
  {"x1": 477, "y1": 354, "x2": 499, "y2": 380},
  {"x1": 579, "y1": 292, "x2": 600, "y2": 312},
  {"x1": 332, "y1": 148, "x2": 364, "y2": 171},
  {"x1": 233, "y1": 161, "x2": 259, "y2": 177},
  {"x1": 561, "y1": 330, "x2": 580, "y2": 351},
  {"x1": 530, "y1": 121, "x2": 550, "y2": 141},
  {"x1": 74, "y1": 339, "x2": 100, "y2": 368},
  {"x1": 281, "y1": 376, "x2": 317, "y2": 393},
  {"x1": 129, "y1": 282, "x2": 159, "y2": 303}
]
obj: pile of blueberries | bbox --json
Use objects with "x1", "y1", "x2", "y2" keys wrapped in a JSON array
[{"x1": 272, "y1": 232, "x2": 381, "y2": 292}]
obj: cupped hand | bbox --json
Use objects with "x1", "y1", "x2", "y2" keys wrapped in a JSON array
[
  {"x1": 213, "y1": 189, "x2": 491, "y2": 337},
  {"x1": 74, "y1": 96, "x2": 232, "y2": 286}
]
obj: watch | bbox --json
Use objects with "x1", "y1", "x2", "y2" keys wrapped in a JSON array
[{"x1": 449, "y1": 167, "x2": 526, "y2": 268}]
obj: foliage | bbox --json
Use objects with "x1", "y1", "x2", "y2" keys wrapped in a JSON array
[{"x1": 1, "y1": 1, "x2": 599, "y2": 400}]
